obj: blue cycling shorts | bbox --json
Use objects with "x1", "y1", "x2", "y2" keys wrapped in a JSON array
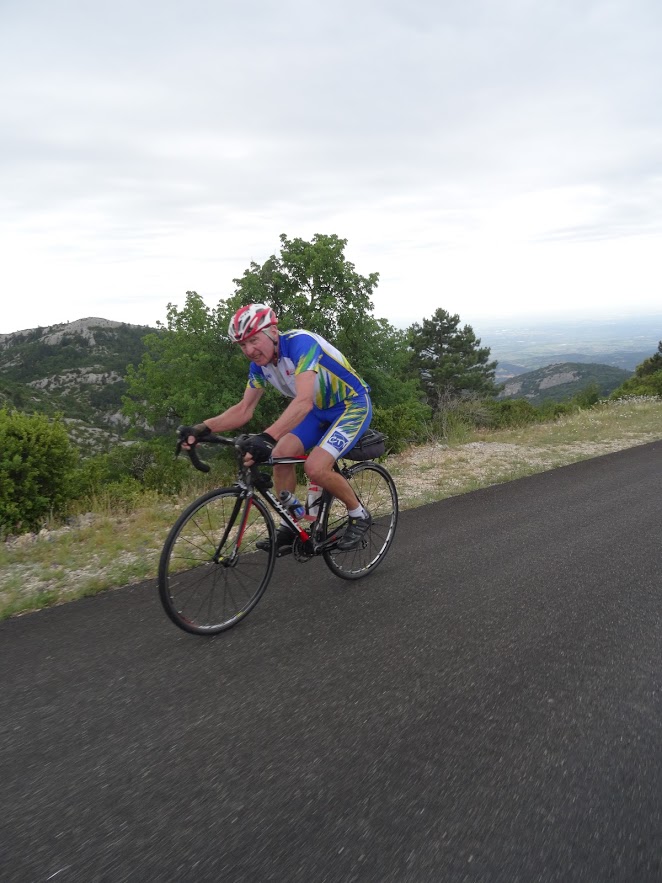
[{"x1": 290, "y1": 394, "x2": 372, "y2": 460}]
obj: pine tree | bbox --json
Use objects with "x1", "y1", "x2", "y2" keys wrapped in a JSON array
[{"x1": 407, "y1": 308, "x2": 500, "y2": 408}]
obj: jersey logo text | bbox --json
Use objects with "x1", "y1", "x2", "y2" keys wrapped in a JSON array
[{"x1": 327, "y1": 431, "x2": 348, "y2": 452}]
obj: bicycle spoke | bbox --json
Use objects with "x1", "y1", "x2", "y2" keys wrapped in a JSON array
[
  {"x1": 158, "y1": 489, "x2": 276, "y2": 634},
  {"x1": 322, "y1": 462, "x2": 398, "y2": 580}
]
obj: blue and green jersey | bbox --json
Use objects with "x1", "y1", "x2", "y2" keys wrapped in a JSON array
[{"x1": 247, "y1": 330, "x2": 370, "y2": 409}]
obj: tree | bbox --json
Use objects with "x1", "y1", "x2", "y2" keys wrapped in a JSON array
[
  {"x1": 352, "y1": 317, "x2": 420, "y2": 407},
  {"x1": 633, "y1": 340, "x2": 662, "y2": 378},
  {"x1": 610, "y1": 341, "x2": 662, "y2": 398},
  {"x1": 229, "y1": 233, "x2": 378, "y2": 361},
  {"x1": 407, "y1": 308, "x2": 500, "y2": 408},
  {"x1": 123, "y1": 291, "x2": 251, "y2": 431},
  {"x1": 229, "y1": 233, "x2": 420, "y2": 407},
  {"x1": 123, "y1": 236, "x2": 424, "y2": 434}
]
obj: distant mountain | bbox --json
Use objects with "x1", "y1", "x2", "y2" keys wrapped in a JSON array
[
  {"x1": 0, "y1": 318, "x2": 156, "y2": 452},
  {"x1": 480, "y1": 313, "x2": 662, "y2": 375},
  {"x1": 494, "y1": 361, "x2": 529, "y2": 381},
  {"x1": 499, "y1": 362, "x2": 632, "y2": 403},
  {"x1": 495, "y1": 351, "x2": 651, "y2": 376}
]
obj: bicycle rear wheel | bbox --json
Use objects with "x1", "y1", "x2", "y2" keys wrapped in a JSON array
[
  {"x1": 158, "y1": 487, "x2": 276, "y2": 635},
  {"x1": 322, "y1": 462, "x2": 398, "y2": 580}
]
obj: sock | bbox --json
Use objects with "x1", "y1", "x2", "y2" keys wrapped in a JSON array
[{"x1": 348, "y1": 506, "x2": 367, "y2": 519}]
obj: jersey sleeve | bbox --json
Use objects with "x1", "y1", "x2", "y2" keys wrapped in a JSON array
[{"x1": 247, "y1": 363, "x2": 267, "y2": 389}]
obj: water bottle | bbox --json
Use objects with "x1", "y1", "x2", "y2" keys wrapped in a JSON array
[
  {"x1": 279, "y1": 490, "x2": 305, "y2": 520},
  {"x1": 305, "y1": 482, "x2": 322, "y2": 521}
]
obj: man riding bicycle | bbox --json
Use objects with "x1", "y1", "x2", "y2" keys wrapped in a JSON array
[{"x1": 183, "y1": 303, "x2": 373, "y2": 552}]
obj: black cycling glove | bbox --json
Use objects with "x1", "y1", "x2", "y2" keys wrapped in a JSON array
[
  {"x1": 237, "y1": 432, "x2": 277, "y2": 463},
  {"x1": 176, "y1": 424, "x2": 212, "y2": 445}
]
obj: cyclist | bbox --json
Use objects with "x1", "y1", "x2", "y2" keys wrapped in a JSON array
[{"x1": 182, "y1": 303, "x2": 373, "y2": 552}]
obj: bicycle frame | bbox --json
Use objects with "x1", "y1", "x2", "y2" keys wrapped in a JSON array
[
  {"x1": 232, "y1": 454, "x2": 347, "y2": 557},
  {"x1": 161, "y1": 431, "x2": 399, "y2": 633},
  {"x1": 177, "y1": 432, "x2": 380, "y2": 563}
]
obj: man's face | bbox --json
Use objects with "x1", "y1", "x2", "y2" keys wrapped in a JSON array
[{"x1": 238, "y1": 330, "x2": 276, "y2": 365}]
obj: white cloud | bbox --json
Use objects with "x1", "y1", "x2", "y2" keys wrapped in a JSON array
[{"x1": 1, "y1": 0, "x2": 662, "y2": 333}]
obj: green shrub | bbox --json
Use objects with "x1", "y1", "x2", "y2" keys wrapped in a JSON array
[
  {"x1": 75, "y1": 440, "x2": 190, "y2": 498},
  {"x1": 93, "y1": 477, "x2": 147, "y2": 514},
  {"x1": 0, "y1": 409, "x2": 78, "y2": 534},
  {"x1": 372, "y1": 401, "x2": 432, "y2": 453},
  {"x1": 427, "y1": 409, "x2": 473, "y2": 443},
  {"x1": 611, "y1": 373, "x2": 662, "y2": 398},
  {"x1": 571, "y1": 382, "x2": 601, "y2": 409},
  {"x1": 538, "y1": 400, "x2": 575, "y2": 420},
  {"x1": 479, "y1": 398, "x2": 540, "y2": 428},
  {"x1": 610, "y1": 342, "x2": 662, "y2": 398}
]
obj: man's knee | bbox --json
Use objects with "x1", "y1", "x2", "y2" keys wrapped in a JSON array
[
  {"x1": 273, "y1": 433, "x2": 304, "y2": 457},
  {"x1": 305, "y1": 448, "x2": 336, "y2": 484}
]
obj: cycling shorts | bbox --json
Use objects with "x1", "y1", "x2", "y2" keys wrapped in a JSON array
[{"x1": 290, "y1": 394, "x2": 372, "y2": 460}]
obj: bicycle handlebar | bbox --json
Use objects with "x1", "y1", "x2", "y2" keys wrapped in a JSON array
[
  {"x1": 175, "y1": 428, "x2": 238, "y2": 473},
  {"x1": 175, "y1": 428, "x2": 306, "y2": 480}
]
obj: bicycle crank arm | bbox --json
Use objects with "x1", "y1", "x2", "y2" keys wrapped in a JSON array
[{"x1": 314, "y1": 532, "x2": 343, "y2": 553}]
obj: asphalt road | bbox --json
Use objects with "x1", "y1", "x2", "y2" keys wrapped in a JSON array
[{"x1": 2, "y1": 441, "x2": 661, "y2": 883}]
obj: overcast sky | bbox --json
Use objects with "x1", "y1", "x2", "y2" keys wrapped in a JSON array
[{"x1": 2, "y1": 0, "x2": 661, "y2": 335}]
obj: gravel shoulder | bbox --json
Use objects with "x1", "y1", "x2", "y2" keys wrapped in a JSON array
[{"x1": 387, "y1": 434, "x2": 661, "y2": 509}]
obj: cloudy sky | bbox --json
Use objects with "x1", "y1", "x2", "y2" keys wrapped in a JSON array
[{"x1": 2, "y1": 0, "x2": 661, "y2": 335}]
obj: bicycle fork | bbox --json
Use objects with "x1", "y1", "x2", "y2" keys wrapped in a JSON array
[{"x1": 212, "y1": 492, "x2": 256, "y2": 567}]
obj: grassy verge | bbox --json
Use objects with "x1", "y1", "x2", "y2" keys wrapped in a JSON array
[
  {"x1": 387, "y1": 397, "x2": 662, "y2": 509},
  {"x1": 2, "y1": 397, "x2": 661, "y2": 620}
]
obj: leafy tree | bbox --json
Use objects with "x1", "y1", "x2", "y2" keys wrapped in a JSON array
[
  {"x1": 407, "y1": 308, "x2": 500, "y2": 408},
  {"x1": 347, "y1": 316, "x2": 423, "y2": 408},
  {"x1": 123, "y1": 291, "x2": 251, "y2": 431},
  {"x1": 230, "y1": 233, "x2": 376, "y2": 371},
  {"x1": 229, "y1": 233, "x2": 379, "y2": 349},
  {"x1": 635, "y1": 340, "x2": 662, "y2": 377},
  {"x1": 610, "y1": 341, "x2": 662, "y2": 398},
  {"x1": 0, "y1": 410, "x2": 78, "y2": 534},
  {"x1": 229, "y1": 233, "x2": 419, "y2": 406},
  {"x1": 124, "y1": 236, "x2": 422, "y2": 434}
]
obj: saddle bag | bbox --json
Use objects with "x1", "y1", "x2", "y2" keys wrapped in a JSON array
[{"x1": 345, "y1": 428, "x2": 387, "y2": 461}]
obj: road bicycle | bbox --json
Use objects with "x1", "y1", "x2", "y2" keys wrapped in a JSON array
[{"x1": 158, "y1": 430, "x2": 399, "y2": 635}]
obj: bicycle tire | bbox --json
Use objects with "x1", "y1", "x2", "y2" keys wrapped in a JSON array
[
  {"x1": 158, "y1": 487, "x2": 276, "y2": 635},
  {"x1": 322, "y1": 462, "x2": 398, "y2": 580}
]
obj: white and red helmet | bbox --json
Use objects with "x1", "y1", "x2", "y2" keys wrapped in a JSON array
[{"x1": 228, "y1": 303, "x2": 278, "y2": 343}]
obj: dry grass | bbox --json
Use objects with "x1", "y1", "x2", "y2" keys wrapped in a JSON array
[
  {"x1": 2, "y1": 397, "x2": 662, "y2": 620},
  {"x1": 388, "y1": 398, "x2": 662, "y2": 509}
]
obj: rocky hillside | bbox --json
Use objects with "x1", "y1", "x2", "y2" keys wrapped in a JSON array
[
  {"x1": 499, "y1": 362, "x2": 632, "y2": 403},
  {"x1": 0, "y1": 318, "x2": 156, "y2": 452},
  {"x1": 1, "y1": 319, "x2": 638, "y2": 451}
]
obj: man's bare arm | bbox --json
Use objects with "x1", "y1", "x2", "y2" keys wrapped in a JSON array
[{"x1": 200, "y1": 386, "x2": 264, "y2": 433}]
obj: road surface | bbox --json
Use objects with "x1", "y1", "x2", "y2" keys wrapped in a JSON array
[{"x1": 1, "y1": 441, "x2": 661, "y2": 882}]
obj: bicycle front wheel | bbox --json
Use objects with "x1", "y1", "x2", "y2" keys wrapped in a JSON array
[
  {"x1": 158, "y1": 487, "x2": 276, "y2": 635},
  {"x1": 322, "y1": 462, "x2": 398, "y2": 580}
]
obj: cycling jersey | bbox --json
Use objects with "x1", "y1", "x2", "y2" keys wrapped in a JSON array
[
  {"x1": 246, "y1": 329, "x2": 372, "y2": 459},
  {"x1": 247, "y1": 329, "x2": 370, "y2": 407}
]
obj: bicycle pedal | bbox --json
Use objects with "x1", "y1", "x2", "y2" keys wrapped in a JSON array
[{"x1": 276, "y1": 545, "x2": 293, "y2": 558}]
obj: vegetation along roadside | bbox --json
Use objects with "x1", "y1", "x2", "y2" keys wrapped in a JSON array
[{"x1": 2, "y1": 396, "x2": 661, "y2": 622}]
